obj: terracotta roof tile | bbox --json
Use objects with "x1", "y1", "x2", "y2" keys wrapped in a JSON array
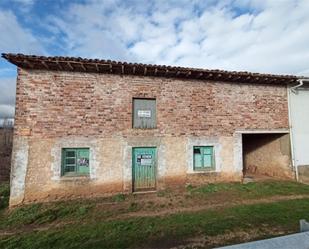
[{"x1": 2, "y1": 53, "x2": 299, "y2": 84}]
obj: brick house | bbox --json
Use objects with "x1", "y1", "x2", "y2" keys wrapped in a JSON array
[{"x1": 3, "y1": 53, "x2": 299, "y2": 206}]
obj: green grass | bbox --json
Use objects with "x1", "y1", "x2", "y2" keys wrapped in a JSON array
[
  {"x1": 0, "y1": 200, "x2": 94, "y2": 230},
  {"x1": 1, "y1": 180, "x2": 309, "y2": 248},
  {"x1": 187, "y1": 180, "x2": 309, "y2": 198},
  {"x1": 1, "y1": 198, "x2": 309, "y2": 249},
  {"x1": 0, "y1": 183, "x2": 9, "y2": 210},
  {"x1": 111, "y1": 193, "x2": 126, "y2": 202},
  {"x1": 1, "y1": 180, "x2": 309, "y2": 231}
]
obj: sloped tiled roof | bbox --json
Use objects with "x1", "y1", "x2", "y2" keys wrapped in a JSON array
[{"x1": 2, "y1": 53, "x2": 299, "y2": 84}]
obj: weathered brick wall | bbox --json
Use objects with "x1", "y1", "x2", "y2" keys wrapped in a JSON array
[
  {"x1": 9, "y1": 68, "x2": 291, "y2": 205},
  {"x1": 0, "y1": 128, "x2": 13, "y2": 182},
  {"x1": 15, "y1": 69, "x2": 289, "y2": 138}
]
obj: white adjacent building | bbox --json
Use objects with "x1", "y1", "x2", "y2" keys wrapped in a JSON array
[{"x1": 289, "y1": 79, "x2": 309, "y2": 183}]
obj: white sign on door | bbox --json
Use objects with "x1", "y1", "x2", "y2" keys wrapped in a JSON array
[{"x1": 137, "y1": 110, "x2": 151, "y2": 118}]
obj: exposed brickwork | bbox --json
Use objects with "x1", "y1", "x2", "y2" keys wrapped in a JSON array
[
  {"x1": 9, "y1": 68, "x2": 291, "y2": 205},
  {"x1": 15, "y1": 69, "x2": 289, "y2": 139}
]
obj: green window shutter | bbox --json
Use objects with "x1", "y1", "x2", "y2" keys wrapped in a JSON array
[
  {"x1": 63, "y1": 149, "x2": 76, "y2": 173},
  {"x1": 62, "y1": 148, "x2": 90, "y2": 176},
  {"x1": 193, "y1": 146, "x2": 215, "y2": 171},
  {"x1": 194, "y1": 147, "x2": 203, "y2": 169},
  {"x1": 202, "y1": 147, "x2": 213, "y2": 168},
  {"x1": 77, "y1": 149, "x2": 90, "y2": 174},
  {"x1": 203, "y1": 154, "x2": 212, "y2": 167}
]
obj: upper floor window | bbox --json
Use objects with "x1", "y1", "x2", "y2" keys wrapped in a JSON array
[{"x1": 133, "y1": 98, "x2": 156, "y2": 129}]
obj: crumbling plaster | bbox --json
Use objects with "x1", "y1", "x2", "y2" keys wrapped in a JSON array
[{"x1": 9, "y1": 137, "x2": 29, "y2": 206}]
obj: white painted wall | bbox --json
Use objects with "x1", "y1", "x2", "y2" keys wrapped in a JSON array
[{"x1": 289, "y1": 86, "x2": 309, "y2": 167}]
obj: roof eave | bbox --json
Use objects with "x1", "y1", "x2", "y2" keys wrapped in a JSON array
[{"x1": 2, "y1": 53, "x2": 299, "y2": 84}]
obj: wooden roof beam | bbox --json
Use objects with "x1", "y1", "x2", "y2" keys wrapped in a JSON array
[
  {"x1": 80, "y1": 63, "x2": 86, "y2": 71},
  {"x1": 67, "y1": 62, "x2": 74, "y2": 70},
  {"x1": 95, "y1": 63, "x2": 99, "y2": 72},
  {"x1": 205, "y1": 73, "x2": 213, "y2": 79},
  {"x1": 41, "y1": 61, "x2": 49, "y2": 70},
  {"x1": 23, "y1": 60, "x2": 33, "y2": 69},
  {"x1": 196, "y1": 72, "x2": 203, "y2": 79},
  {"x1": 233, "y1": 76, "x2": 241, "y2": 81},
  {"x1": 55, "y1": 61, "x2": 63, "y2": 70},
  {"x1": 216, "y1": 73, "x2": 222, "y2": 79}
]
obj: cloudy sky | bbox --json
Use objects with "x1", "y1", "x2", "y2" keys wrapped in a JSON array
[{"x1": 1, "y1": 0, "x2": 309, "y2": 124}]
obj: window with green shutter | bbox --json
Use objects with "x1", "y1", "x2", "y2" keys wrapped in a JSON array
[
  {"x1": 193, "y1": 146, "x2": 215, "y2": 171},
  {"x1": 62, "y1": 148, "x2": 90, "y2": 176}
]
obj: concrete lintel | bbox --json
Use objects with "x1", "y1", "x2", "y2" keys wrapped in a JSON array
[{"x1": 235, "y1": 129, "x2": 289, "y2": 134}]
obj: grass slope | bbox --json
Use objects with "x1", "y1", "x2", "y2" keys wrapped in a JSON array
[{"x1": 1, "y1": 180, "x2": 309, "y2": 249}]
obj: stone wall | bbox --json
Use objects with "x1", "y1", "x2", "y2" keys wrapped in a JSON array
[{"x1": 10, "y1": 68, "x2": 291, "y2": 205}]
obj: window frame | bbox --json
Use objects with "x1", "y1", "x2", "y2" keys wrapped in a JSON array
[
  {"x1": 193, "y1": 146, "x2": 215, "y2": 171},
  {"x1": 61, "y1": 148, "x2": 90, "y2": 176},
  {"x1": 132, "y1": 98, "x2": 157, "y2": 129}
]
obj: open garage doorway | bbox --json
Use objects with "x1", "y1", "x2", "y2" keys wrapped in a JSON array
[{"x1": 242, "y1": 133, "x2": 293, "y2": 180}]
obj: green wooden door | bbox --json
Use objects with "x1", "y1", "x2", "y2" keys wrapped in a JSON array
[{"x1": 133, "y1": 147, "x2": 156, "y2": 191}]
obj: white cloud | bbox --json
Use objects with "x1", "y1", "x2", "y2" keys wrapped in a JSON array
[
  {"x1": 44, "y1": 0, "x2": 309, "y2": 76},
  {"x1": 2, "y1": 0, "x2": 309, "y2": 124},
  {"x1": 11, "y1": 0, "x2": 35, "y2": 5},
  {"x1": 11, "y1": 0, "x2": 36, "y2": 12},
  {"x1": 0, "y1": 104, "x2": 15, "y2": 118},
  {"x1": 0, "y1": 77, "x2": 16, "y2": 119},
  {"x1": 0, "y1": 9, "x2": 45, "y2": 54}
]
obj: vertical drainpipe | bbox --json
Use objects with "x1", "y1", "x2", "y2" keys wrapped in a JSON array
[
  {"x1": 287, "y1": 85, "x2": 297, "y2": 181},
  {"x1": 288, "y1": 79, "x2": 305, "y2": 181}
]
